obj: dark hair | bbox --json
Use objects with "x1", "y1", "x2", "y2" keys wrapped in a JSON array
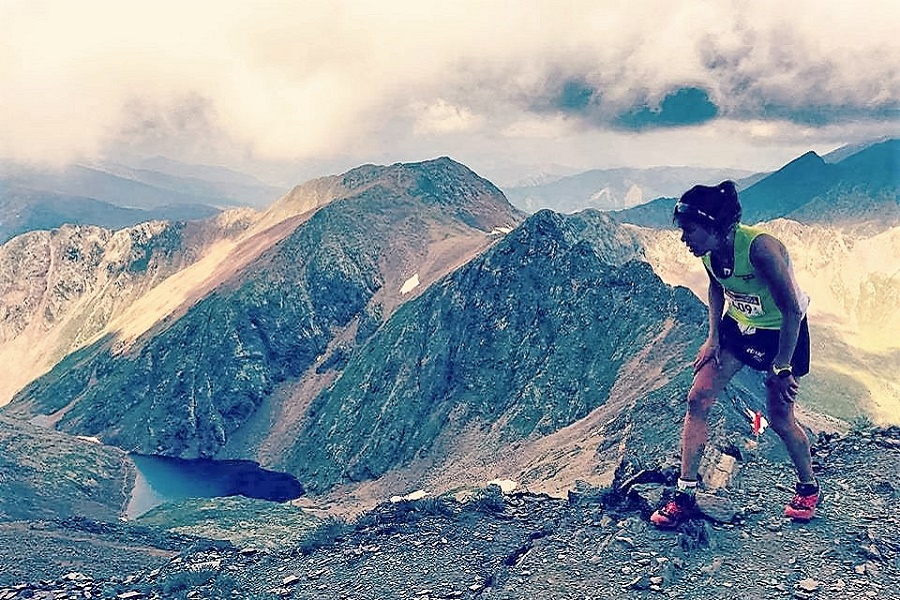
[{"x1": 673, "y1": 180, "x2": 741, "y2": 232}]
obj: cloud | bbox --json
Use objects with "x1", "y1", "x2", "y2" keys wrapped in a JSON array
[
  {"x1": 1, "y1": 0, "x2": 897, "y2": 175},
  {"x1": 411, "y1": 100, "x2": 483, "y2": 135},
  {"x1": 614, "y1": 87, "x2": 719, "y2": 130}
]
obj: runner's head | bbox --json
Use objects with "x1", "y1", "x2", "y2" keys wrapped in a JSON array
[{"x1": 673, "y1": 180, "x2": 741, "y2": 235}]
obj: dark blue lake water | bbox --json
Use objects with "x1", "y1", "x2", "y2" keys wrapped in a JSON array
[{"x1": 126, "y1": 454, "x2": 304, "y2": 519}]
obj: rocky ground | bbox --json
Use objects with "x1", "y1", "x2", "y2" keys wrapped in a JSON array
[{"x1": 0, "y1": 427, "x2": 897, "y2": 600}]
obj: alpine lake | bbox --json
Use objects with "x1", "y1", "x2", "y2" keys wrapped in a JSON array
[{"x1": 125, "y1": 454, "x2": 304, "y2": 518}]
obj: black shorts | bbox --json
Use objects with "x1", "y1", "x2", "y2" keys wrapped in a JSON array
[{"x1": 718, "y1": 314, "x2": 810, "y2": 377}]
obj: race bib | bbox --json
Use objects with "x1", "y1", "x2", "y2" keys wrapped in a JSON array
[{"x1": 725, "y1": 290, "x2": 764, "y2": 318}]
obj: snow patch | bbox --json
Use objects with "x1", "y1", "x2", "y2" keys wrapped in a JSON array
[
  {"x1": 76, "y1": 435, "x2": 102, "y2": 444},
  {"x1": 489, "y1": 226, "x2": 513, "y2": 236},
  {"x1": 390, "y1": 489, "x2": 428, "y2": 503},
  {"x1": 400, "y1": 274, "x2": 420, "y2": 295},
  {"x1": 487, "y1": 479, "x2": 518, "y2": 493}
]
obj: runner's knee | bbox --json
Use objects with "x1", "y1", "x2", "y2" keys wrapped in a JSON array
[
  {"x1": 764, "y1": 400, "x2": 796, "y2": 433},
  {"x1": 686, "y1": 385, "x2": 717, "y2": 417},
  {"x1": 766, "y1": 410, "x2": 794, "y2": 434}
]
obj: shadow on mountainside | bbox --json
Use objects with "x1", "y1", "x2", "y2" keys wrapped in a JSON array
[{"x1": 1, "y1": 427, "x2": 897, "y2": 599}]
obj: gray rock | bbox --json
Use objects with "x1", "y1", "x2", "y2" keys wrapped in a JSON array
[
  {"x1": 624, "y1": 575, "x2": 652, "y2": 590},
  {"x1": 629, "y1": 483, "x2": 665, "y2": 513},
  {"x1": 567, "y1": 480, "x2": 605, "y2": 505},
  {"x1": 695, "y1": 492, "x2": 739, "y2": 523}
]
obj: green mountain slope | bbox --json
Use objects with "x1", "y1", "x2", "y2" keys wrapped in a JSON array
[
  {"x1": 279, "y1": 210, "x2": 712, "y2": 492},
  {"x1": 738, "y1": 151, "x2": 837, "y2": 223}
]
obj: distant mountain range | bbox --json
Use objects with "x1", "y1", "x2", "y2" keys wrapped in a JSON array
[
  {"x1": 0, "y1": 142, "x2": 897, "y2": 521},
  {"x1": 613, "y1": 138, "x2": 899, "y2": 230},
  {"x1": 501, "y1": 166, "x2": 758, "y2": 214},
  {"x1": 0, "y1": 158, "x2": 287, "y2": 244}
]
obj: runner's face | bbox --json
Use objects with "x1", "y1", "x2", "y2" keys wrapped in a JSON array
[{"x1": 679, "y1": 221, "x2": 718, "y2": 256}]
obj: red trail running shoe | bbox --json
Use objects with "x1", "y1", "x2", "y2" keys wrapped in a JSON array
[
  {"x1": 784, "y1": 482, "x2": 820, "y2": 521},
  {"x1": 650, "y1": 491, "x2": 696, "y2": 528}
]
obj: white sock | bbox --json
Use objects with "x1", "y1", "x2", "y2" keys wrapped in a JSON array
[{"x1": 677, "y1": 478, "x2": 699, "y2": 494}]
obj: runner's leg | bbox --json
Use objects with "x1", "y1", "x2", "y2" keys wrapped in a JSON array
[
  {"x1": 680, "y1": 350, "x2": 744, "y2": 480},
  {"x1": 766, "y1": 385, "x2": 815, "y2": 483}
]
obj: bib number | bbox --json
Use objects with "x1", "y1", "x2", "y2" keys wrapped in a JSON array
[{"x1": 725, "y1": 290, "x2": 764, "y2": 318}]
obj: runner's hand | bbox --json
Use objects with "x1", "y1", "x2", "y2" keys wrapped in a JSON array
[
  {"x1": 766, "y1": 373, "x2": 799, "y2": 403},
  {"x1": 693, "y1": 339, "x2": 720, "y2": 374}
]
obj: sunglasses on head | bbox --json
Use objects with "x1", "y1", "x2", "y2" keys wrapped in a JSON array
[{"x1": 674, "y1": 201, "x2": 716, "y2": 222}]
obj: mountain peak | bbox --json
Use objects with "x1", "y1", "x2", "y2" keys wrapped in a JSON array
[
  {"x1": 736, "y1": 150, "x2": 835, "y2": 222},
  {"x1": 346, "y1": 156, "x2": 508, "y2": 206},
  {"x1": 258, "y1": 157, "x2": 520, "y2": 235},
  {"x1": 3, "y1": 155, "x2": 524, "y2": 459},
  {"x1": 336, "y1": 157, "x2": 522, "y2": 230},
  {"x1": 781, "y1": 150, "x2": 826, "y2": 171}
]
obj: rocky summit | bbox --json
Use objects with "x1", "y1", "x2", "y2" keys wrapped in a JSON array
[{"x1": 0, "y1": 427, "x2": 897, "y2": 599}]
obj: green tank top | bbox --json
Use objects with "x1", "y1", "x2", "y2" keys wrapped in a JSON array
[{"x1": 701, "y1": 223, "x2": 808, "y2": 330}]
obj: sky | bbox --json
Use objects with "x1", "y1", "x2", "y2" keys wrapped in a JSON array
[{"x1": 1, "y1": 0, "x2": 898, "y2": 186}]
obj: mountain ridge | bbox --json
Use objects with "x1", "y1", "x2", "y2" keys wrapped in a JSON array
[
  {"x1": 502, "y1": 165, "x2": 756, "y2": 214},
  {"x1": 275, "y1": 209, "x2": 706, "y2": 495},
  {"x1": 3, "y1": 158, "x2": 524, "y2": 465},
  {"x1": 0, "y1": 211, "x2": 259, "y2": 404},
  {"x1": 613, "y1": 139, "x2": 899, "y2": 229}
]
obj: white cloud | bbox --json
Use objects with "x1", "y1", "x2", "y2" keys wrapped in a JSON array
[
  {"x1": 1, "y1": 0, "x2": 897, "y2": 176},
  {"x1": 412, "y1": 100, "x2": 482, "y2": 135},
  {"x1": 501, "y1": 115, "x2": 581, "y2": 140}
]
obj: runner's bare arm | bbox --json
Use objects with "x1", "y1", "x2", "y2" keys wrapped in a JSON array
[
  {"x1": 750, "y1": 234, "x2": 802, "y2": 368},
  {"x1": 695, "y1": 268, "x2": 726, "y2": 372},
  {"x1": 705, "y1": 267, "x2": 726, "y2": 341}
]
